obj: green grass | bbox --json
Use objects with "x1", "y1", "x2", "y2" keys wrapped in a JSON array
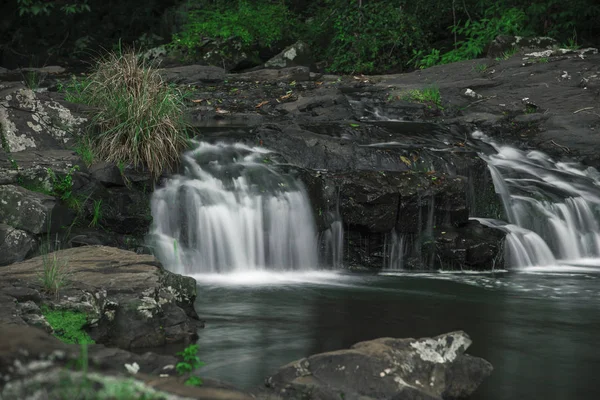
[
  {"x1": 495, "y1": 46, "x2": 519, "y2": 61},
  {"x1": 38, "y1": 238, "x2": 71, "y2": 300},
  {"x1": 473, "y1": 63, "x2": 488, "y2": 73},
  {"x1": 74, "y1": 138, "x2": 95, "y2": 167},
  {"x1": 73, "y1": 50, "x2": 189, "y2": 179},
  {"x1": 42, "y1": 306, "x2": 94, "y2": 344},
  {"x1": 89, "y1": 199, "x2": 103, "y2": 228},
  {"x1": 22, "y1": 70, "x2": 45, "y2": 90},
  {"x1": 404, "y1": 87, "x2": 443, "y2": 109}
]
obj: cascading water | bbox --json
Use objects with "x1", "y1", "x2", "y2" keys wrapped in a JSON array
[
  {"x1": 149, "y1": 141, "x2": 319, "y2": 275},
  {"x1": 474, "y1": 131, "x2": 600, "y2": 267}
]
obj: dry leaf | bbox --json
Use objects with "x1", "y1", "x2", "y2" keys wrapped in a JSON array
[
  {"x1": 191, "y1": 99, "x2": 203, "y2": 103},
  {"x1": 280, "y1": 92, "x2": 292, "y2": 100},
  {"x1": 215, "y1": 108, "x2": 229, "y2": 114},
  {"x1": 256, "y1": 100, "x2": 269, "y2": 108},
  {"x1": 400, "y1": 156, "x2": 412, "y2": 167}
]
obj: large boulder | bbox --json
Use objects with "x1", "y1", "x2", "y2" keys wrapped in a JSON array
[
  {"x1": 0, "y1": 246, "x2": 203, "y2": 349},
  {"x1": 264, "y1": 331, "x2": 492, "y2": 400},
  {"x1": 0, "y1": 224, "x2": 36, "y2": 265},
  {"x1": 0, "y1": 82, "x2": 86, "y2": 152},
  {"x1": 264, "y1": 41, "x2": 313, "y2": 69}
]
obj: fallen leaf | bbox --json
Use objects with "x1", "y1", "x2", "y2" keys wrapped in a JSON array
[
  {"x1": 315, "y1": 81, "x2": 323, "y2": 86},
  {"x1": 215, "y1": 108, "x2": 229, "y2": 114},
  {"x1": 191, "y1": 99, "x2": 203, "y2": 103},
  {"x1": 256, "y1": 100, "x2": 269, "y2": 108},
  {"x1": 280, "y1": 92, "x2": 293, "y2": 100},
  {"x1": 400, "y1": 156, "x2": 412, "y2": 167}
]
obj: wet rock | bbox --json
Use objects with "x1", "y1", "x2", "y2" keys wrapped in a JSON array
[
  {"x1": 0, "y1": 246, "x2": 203, "y2": 349},
  {"x1": 264, "y1": 41, "x2": 313, "y2": 69},
  {"x1": 0, "y1": 185, "x2": 74, "y2": 235},
  {"x1": 0, "y1": 224, "x2": 36, "y2": 266},
  {"x1": 159, "y1": 64, "x2": 226, "y2": 84},
  {"x1": 264, "y1": 331, "x2": 492, "y2": 400},
  {"x1": 0, "y1": 82, "x2": 86, "y2": 152},
  {"x1": 232, "y1": 66, "x2": 311, "y2": 82}
]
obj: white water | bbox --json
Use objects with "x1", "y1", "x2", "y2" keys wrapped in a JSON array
[
  {"x1": 474, "y1": 131, "x2": 600, "y2": 268},
  {"x1": 149, "y1": 141, "x2": 320, "y2": 275}
]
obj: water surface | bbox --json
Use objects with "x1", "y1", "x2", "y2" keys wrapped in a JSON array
[{"x1": 194, "y1": 268, "x2": 600, "y2": 400}]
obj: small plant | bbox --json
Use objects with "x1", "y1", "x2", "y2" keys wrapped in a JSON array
[
  {"x1": 39, "y1": 236, "x2": 71, "y2": 300},
  {"x1": 89, "y1": 199, "x2": 103, "y2": 228},
  {"x1": 59, "y1": 75, "x2": 91, "y2": 104},
  {"x1": 176, "y1": 344, "x2": 204, "y2": 386},
  {"x1": 74, "y1": 137, "x2": 95, "y2": 167},
  {"x1": 42, "y1": 306, "x2": 95, "y2": 344},
  {"x1": 496, "y1": 47, "x2": 520, "y2": 61},
  {"x1": 473, "y1": 63, "x2": 488, "y2": 73},
  {"x1": 47, "y1": 165, "x2": 78, "y2": 201},
  {"x1": 22, "y1": 70, "x2": 45, "y2": 90},
  {"x1": 404, "y1": 87, "x2": 443, "y2": 109}
]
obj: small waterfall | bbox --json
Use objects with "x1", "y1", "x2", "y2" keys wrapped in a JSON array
[
  {"x1": 149, "y1": 141, "x2": 319, "y2": 275},
  {"x1": 383, "y1": 231, "x2": 405, "y2": 270},
  {"x1": 474, "y1": 131, "x2": 600, "y2": 267},
  {"x1": 321, "y1": 217, "x2": 344, "y2": 268}
]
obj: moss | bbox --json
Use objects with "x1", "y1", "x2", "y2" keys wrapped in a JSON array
[{"x1": 41, "y1": 306, "x2": 95, "y2": 344}]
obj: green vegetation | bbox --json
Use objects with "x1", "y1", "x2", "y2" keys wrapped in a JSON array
[
  {"x1": 89, "y1": 199, "x2": 103, "y2": 227},
  {"x1": 22, "y1": 69, "x2": 45, "y2": 89},
  {"x1": 42, "y1": 306, "x2": 94, "y2": 344},
  {"x1": 176, "y1": 344, "x2": 205, "y2": 386},
  {"x1": 403, "y1": 87, "x2": 443, "y2": 109},
  {"x1": 71, "y1": 50, "x2": 189, "y2": 178},
  {"x1": 39, "y1": 237, "x2": 71, "y2": 300},
  {"x1": 74, "y1": 138, "x2": 95, "y2": 167}
]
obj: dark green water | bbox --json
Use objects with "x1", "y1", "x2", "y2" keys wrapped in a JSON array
[{"x1": 193, "y1": 268, "x2": 600, "y2": 400}]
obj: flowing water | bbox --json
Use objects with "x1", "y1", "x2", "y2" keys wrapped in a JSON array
[
  {"x1": 149, "y1": 133, "x2": 600, "y2": 400},
  {"x1": 149, "y1": 141, "x2": 320, "y2": 274},
  {"x1": 474, "y1": 131, "x2": 600, "y2": 267}
]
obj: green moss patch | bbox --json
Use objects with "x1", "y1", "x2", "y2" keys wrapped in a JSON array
[{"x1": 42, "y1": 306, "x2": 95, "y2": 344}]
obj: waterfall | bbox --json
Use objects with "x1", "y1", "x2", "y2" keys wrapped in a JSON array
[
  {"x1": 383, "y1": 231, "x2": 405, "y2": 270},
  {"x1": 149, "y1": 141, "x2": 319, "y2": 275},
  {"x1": 474, "y1": 131, "x2": 600, "y2": 267}
]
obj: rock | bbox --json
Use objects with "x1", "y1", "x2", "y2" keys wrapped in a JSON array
[
  {"x1": 232, "y1": 66, "x2": 311, "y2": 82},
  {"x1": 159, "y1": 64, "x2": 227, "y2": 84},
  {"x1": 0, "y1": 82, "x2": 86, "y2": 152},
  {"x1": 264, "y1": 330, "x2": 492, "y2": 400},
  {"x1": 0, "y1": 149, "x2": 84, "y2": 185},
  {"x1": 89, "y1": 161, "x2": 126, "y2": 186},
  {"x1": 0, "y1": 185, "x2": 74, "y2": 235},
  {"x1": 264, "y1": 41, "x2": 313, "y2": 69},
  {"x1": 0, "y1": 246, "x2": 203, "y2": 349},
  {"x1": 101, "y1": 187, "x2": 153, "y2": 235},
  {"x1": 487, "y1": 35, "x2": 558, "y2": 58},
  {"x1": 0, "y1": 324, "x2": 254, "y2": 400},
  {"x1": 0, "y1": 224, "x2": 36, "y2": 266}
]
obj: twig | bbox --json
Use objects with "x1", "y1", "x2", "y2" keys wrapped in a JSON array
[
  {"x1": 550, "y1": 140, "x2": 570, "y2": 153},
  {"x1": 465, "y1": 95, "x2": 497, "y2": 108},
  {"x1": 573, "y1": 107, "x2": 594, "y2": 114}
]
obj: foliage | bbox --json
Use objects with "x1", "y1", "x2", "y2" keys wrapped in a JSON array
[
  {"x1": 22, "y1": 70, "x2": 45, "y2": 89},
  {"x1": 16, "y1": 0, "x2": 90, "y2": 16},
  {"x1": 58, "y1": 76, "x2": 91, "y2": 104},
  {"x1": 47, "y1": 165, "x2": 79, "y2": 202},
  {"x1": 171, "y1": 0, "x2": 294, "y2": 53},
  {"x1": 306, "y1": 0, "x2": 426, "y2": 74},
  {"x1": 73, "y1": 50, "x2": 189, "y2": 178},
  {"x1": 176, "y1": 344, "x2": 205, "y2": 386},
  {"x1": 42, "y1": 306, "x2": 95, "y2": 344},
  {"x1": 74, "y1": 137, "x2": 95, "y2": 167},
  {"x1": 403, "y1": 87, "x2": 443, "y2": 109}
]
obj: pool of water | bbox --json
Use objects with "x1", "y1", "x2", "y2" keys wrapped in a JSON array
[{"x1": 192, "y1": 266, "x2": 600, "y2": 400}]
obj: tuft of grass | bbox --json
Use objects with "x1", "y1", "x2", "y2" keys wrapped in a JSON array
[
  {"x1": 404, "y1": 87, "x2": 443, "y2": 109},
  {"x1": 22, "y1": 70, "x2": 45, "y2": 90},
  {"x1": 42, "y1": 306, "x2": 95, "y2": 344},
  {"x1": 76, "y1": 50, "x2": 189, "y2": 179},
  {"x1": 39, "y1": 238, "x2": 71, "y2": 300},
  {"x1": 495, "y1": 46, "x2": 519, "y2": 61},
  {"x1": 89, "y1": 199, "x2": 103, "y2": 227},
  {"x1": 473, "y1": 63, "x2": 488, "y2": 73},
  {"x1": 74, "y1": 137, "x2": 95, "y2": 167}
]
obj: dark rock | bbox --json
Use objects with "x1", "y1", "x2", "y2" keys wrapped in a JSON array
[
  {"x1": 487, "y1": 35, "x2": 557, "y2": 58},
  {"x1": 0, "y1": 185, "x2": 74, "y2": 235},
  {"x1": 0, "y1": 83, "x2": 86, "y2": 153},
  {"x1": 264, "y1": 331, "x2": 492, "y2": 400},
  {"x1": 0, "y1": 224, "x2": 36, "y2": 266},
  {"x1": 0, "y1": 149, "x2": 85, "y2": 185},
  {"x1": 101, "y1": 186, "x2": 153, "y2": 235},
  {"x1": 0, "y1": 246, "x2": 203, "y2": 349},
  {"x1": 232, "y1": 66, "x2": 311, "y2": 82},
  {"x1": 264, "y1": 41, "x2": 313, "y2": 69},
  {"x1": 89, "y1": 161, "x2": 126, "y2": 186},
  {"x1": 159, "y1": 64, "x2": 227, "y2": 84}
]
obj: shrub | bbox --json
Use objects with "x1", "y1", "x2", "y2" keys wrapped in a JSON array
[
  {"x1": 76, "y1": 50, "x2": 189, "y2": 178},
  {"x1": 176, "y1": 344, "x2": 204, "y2": 386},
  {"x1": 42, "y1": 306, "x2": 95, "y2": 344}
]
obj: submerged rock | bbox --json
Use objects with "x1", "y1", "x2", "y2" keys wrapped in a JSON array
[{"x1": 264, "y1": 330, "x2": 492, "y2": 400}]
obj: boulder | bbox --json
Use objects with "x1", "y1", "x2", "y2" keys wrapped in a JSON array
[
  {"x1": 0, "y1": 246, "x2": 203, "y2": 349},
  {"x1": 232, "y1": 66, "x2": 311, "y2": 82},
  {"x1": 0, "y1": 82, "x2": 86, "y2": 152},
  {"x1": 487, "y1": 35, "x2": 558, "y2": 58},
  {"x1": 0, "y1": 184, "x2": 74, "y2": 235},
  {"x1": 0, "y1": 224, "x2": 36, "y2": 266},
  {"x1": 264, "y1": 331, "x2": 492, "y2": 400},
  {"x1": 264, "y1": 41, "x2": 313, "y2": 69}
]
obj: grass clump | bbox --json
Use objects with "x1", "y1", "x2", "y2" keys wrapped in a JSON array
[
  {"x1": 42, "y1": 306, "x2": 94, "y2": 344},
  {"x1": 75, "y1": 50, "x2": 189, "y2": 178},
  {"x1": 404, "y1": 87, "x2": 443, "y2": 109},
  {"x1": 39, "y1": 238, "x2": 71, "y2": 300}
]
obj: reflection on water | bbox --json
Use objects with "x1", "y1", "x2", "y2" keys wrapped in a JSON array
[{"x1": 194, "y1": 270, "x2": 600, "y2": 400}]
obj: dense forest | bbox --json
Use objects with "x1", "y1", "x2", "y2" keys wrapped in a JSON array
[{"x1": 2, "y1": 0, "x2": 600, "y2": 73}]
